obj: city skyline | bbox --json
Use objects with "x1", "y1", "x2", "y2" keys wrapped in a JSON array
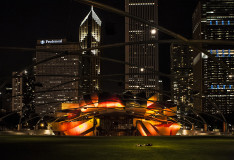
[
  {"x1": 1, "y1": 0, "x2": 233, "y2": 119},
  {"x1": 0, "y1": 0, "x2": 198, "y2": 93},
  {"x1": 0, "y1": 0, "x2": 234, "y2": 137}
]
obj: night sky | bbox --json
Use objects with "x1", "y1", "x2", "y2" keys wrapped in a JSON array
[{"x1": 0, "y1": 0, "x2": 198, "y2": 93}]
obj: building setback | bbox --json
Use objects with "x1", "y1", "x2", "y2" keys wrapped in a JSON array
[
  {"x1": 125, "y1": 0, "x2": 159, "y2": 98},
  {"x1": 79, "y1": 6, "x2": 101, "y2": 96},
  {"x1": 34, "y1": 39, "x2": 79, "y2": 115},
  {"x1": 192, "y1": 0, "x2": 234, "y2": 115}
]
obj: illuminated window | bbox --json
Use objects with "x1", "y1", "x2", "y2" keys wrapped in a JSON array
[
  {"x1": 228, "y1": 20, "x2": 230, "y2": 25},
  {"x1": 216, "y1": 21, "x2": 218, "y2": 25},
  {"x1": 210, "y1": 21, "x2": 212, "y2": 25}
]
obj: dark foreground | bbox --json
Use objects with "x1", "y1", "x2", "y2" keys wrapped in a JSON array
[{"x1": 0, "y1": 136, "x2": 234, "y2": 160}]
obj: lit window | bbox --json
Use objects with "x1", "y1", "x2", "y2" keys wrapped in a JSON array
[
  {"x1": 210, "y1": 21, "x2": 212, "y2": 25},
  {"x1": 228, "y1": 49, "x2": 231, "y2": 57},
  {"x1": 216, "y1": 21, "x2": 218, "y2": 25},
  {"x1": 228, "y1": 20, "x2": 230, "y2": 25}
]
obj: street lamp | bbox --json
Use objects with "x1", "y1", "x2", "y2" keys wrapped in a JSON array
[
  {"x1": 40, "y1": 123, "x2": 45, "y2": 128},
  {"x1": 151, "y1": 28, "x2": 157, "y2": 35}
]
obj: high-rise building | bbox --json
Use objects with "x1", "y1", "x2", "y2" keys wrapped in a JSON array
[
  {"x1": 0, "y1": 83, "x2": 12, "y2": 113},
  {"x1": 170, "y1": 44, "x2": 194, "y2": 116},
  {"x1": 192, "y1": 0, "x2": 234, "y2": 115},
  {"x1": 125, "y1": 0, "x2": 159, "y2": 98},
  {"x1": 35, "y1": 39, "x2": 80, "y2": 115},
  {"x1": 12, "y1": 71, "x2": 23, "y2": 112},
  {"x1": 79, "y1": 6, "x2": 101, "y2": 95},
  {"x1": 12, "y1": 70, "x2": 35, "y2": 118}
]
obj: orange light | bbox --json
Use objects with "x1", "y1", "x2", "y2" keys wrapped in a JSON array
[
  {"x1": 163, "y1": 106, "x2": 177, "y2": 117},
  {"x1": 97, "y1": 101, "x2": 124, "y2": 108},
  {"x1": 65, "y1": 119, "x2": 94, "y2": 136},
  {"x1": 137, "y1": 122, "x2": 147, "y2": 136},
  {"x1": 62, "y1": 103, "x2": 79, "y2": 110},
  {"x1": 169, "y1": 123, "x2": 181, "y2": 135},
  {"x1": 59, "y1": 121, "x2": 83, "y2": 131},
  {"x1": 147, "y1": 94, "x2": 158, "y2": 107},
  {"x1": 143, "y1": 121, "x2": 159, "y2": 136}
]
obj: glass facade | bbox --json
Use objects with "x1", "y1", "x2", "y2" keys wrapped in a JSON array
[
  {"x1": 170, "y1": 44, "x2": 194, "y2": 117},
  {"x1": 79, "y1": 6, "x2": 101, "y2": 95},
  {"x1": 192, "y1": 0, "x2": 234, "y2": 114}
]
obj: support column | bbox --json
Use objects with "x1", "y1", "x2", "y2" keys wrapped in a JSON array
[
  {"x1": 191, "y1": 123, "x2": 195, "y2": 131},
  {"x1": 223, "y1": 122, "x2": 227, "y2": 133},
  {"x1": 17, "y1": 124, "x2": 22, "y2": 131},
  {"x1": 204, "y1": 123, "x2": 207, "y2": 132}
]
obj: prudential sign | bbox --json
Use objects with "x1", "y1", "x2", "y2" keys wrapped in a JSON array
[{"x1": 40, "y1": 39, "x2": 63, "y2": 45}]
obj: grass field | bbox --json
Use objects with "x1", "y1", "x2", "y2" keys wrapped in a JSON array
[{"x1": 0, "y1": 136, "x2": 234, "y2": 160}]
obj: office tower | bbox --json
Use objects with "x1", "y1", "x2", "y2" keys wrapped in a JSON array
[
  {"x1": 35, "y1": 39, "x2": 79, "y2": 115},
  {"x1": 170, "y1": 44, "x2": 194, "y2": 117},
  {"x1": 12, "y1": 70, "x2": 35, "y2": 117},
  {"x1": 125, "y1": 0, "x2": 159, "y2": 98},
  {"x1": 79, "y1": 6, "x2": 101, "y2": 95},
  {"x1": 12, "y1": 71, "x2": 23, "y2": 112},
  {"x1": 192, "y1": 0, "x2": 234, "y2": 114},
  {"x1": 0, "y1": 83, "x2": 12, "y2": 113}
]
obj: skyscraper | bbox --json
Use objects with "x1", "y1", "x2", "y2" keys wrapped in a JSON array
[
  {"x1": 12, "y1": 69, "x2": 35, "y2": 121},
  {"x1": 125, "y1": 0, "x2": 159, "y2": 98},
  {"x1": 170, "y1": 44, "x2": 194, "y2": 117},
  {"x1": 35, "y1": 39, "x2": 80, "y2": 115},
  {"x1": 192, "y1": 0, "x2": 234, "y2": 115},
  {"x1": 12, "y1": 70, "x2": 35, "y2": 113},
  {"x1": 79, "y1": 6, "x2": 101, "y2": 95},
  {"x1": 12, "y1": 71, "x2": 23, "y2": 112}
]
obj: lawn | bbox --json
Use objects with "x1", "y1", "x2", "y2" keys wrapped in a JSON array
[{"x1": 0, "y1": 136, "x2": 234, "y2": 160}]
